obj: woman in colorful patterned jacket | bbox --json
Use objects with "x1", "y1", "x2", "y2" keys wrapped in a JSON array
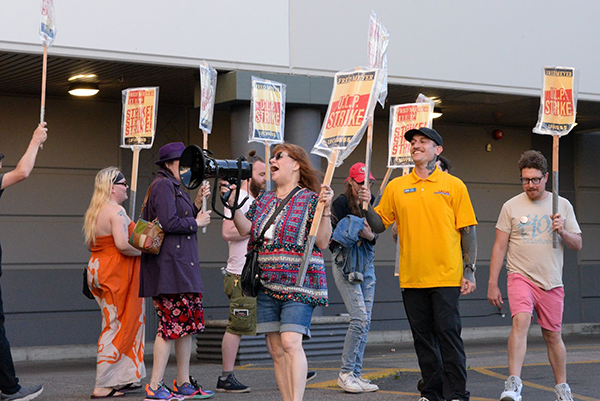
[{"x1": 222, "y1": 143, "x2": 334, "y2": 401}]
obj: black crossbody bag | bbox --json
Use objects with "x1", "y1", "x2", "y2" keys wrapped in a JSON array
[{"x1": 240, "y1": 187, "x2": 300, "y2": 297}]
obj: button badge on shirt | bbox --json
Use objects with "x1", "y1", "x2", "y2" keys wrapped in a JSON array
[{"x1": 519, "y1": 216, "x2": 528, "y2": 224}]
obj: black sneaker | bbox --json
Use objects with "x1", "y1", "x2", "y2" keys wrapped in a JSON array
[
  {"x1": 1, "y1": 385, "x2": 43, "y2": 401},
  {"x1": 216, "y1": 374, "x2": 251, "y2": 393},
  {"x1": 307, "y1": 371, "x2": 317, "y2": 382}
]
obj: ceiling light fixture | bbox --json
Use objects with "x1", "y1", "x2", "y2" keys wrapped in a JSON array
[
  {"x1": 432, "y1": 107, "x2": 443, "y2": 119},
  {"x1": 68, "y1": 82, "x2": 99, "y2": 97},
  {"x1": 68, "y1": 74, "x2": 97, "y2": 81}
]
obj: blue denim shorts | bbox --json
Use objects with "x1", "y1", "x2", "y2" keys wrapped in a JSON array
[{"x1": 256, "y1": 291, "x2": 315, "y2": 339}]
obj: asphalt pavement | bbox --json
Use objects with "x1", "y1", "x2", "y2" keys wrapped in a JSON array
[{"x1": 11, "y1": 333, "x2": 600, "y2": 401}]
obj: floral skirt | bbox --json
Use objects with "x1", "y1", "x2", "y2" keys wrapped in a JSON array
[{"x1": 152, "y1": 293, "x2": 204, "y2": 340}]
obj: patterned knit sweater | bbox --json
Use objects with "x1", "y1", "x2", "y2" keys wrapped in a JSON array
[{"x1": 245, "y1": 188, "x2": 328, "y2": 307}]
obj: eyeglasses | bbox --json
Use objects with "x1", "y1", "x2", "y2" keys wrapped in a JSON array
[
  {"x1": 273, "y1": 151, "x2": 294, "y2": 161},
  {"x1": 519, "y1": 177, "x2": 543, "y2": 185},
  {"x1": 114, "y1": 181, "x2": 129, "y2": 187},
  {"x1": 355, "y1": 180, "x2": 374, "y2": 187}
]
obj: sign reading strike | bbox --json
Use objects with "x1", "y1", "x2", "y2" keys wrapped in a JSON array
[
  {"x1": 250, "y1": 77, "x2": 285, "y2": 144},
  {"x1": 533, "y1": 66, "x2": 577, "y2": 137},
  {"x1": 312, "y1": 67, "x2": 381, "y2": 167},
  {"x1": 322, "y1": 70, "x2": 377, "y2": 148},
  {"x1": 388, "y1": 102, "x2": 432, "y2": 167},
  {"x1": 121, "y1": 87, "x2": 159, "y2": 148}
]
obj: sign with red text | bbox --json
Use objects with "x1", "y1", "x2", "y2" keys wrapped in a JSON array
[
  {"x1": 312, "y1": 67, "x2": 382, "y2": 166},
  {"x1": 533, "y1": 66, "x2": 578, "y2": 137},
  {"x1": 121, "y1": 87, "x2": 159, "y2": 148},
  {"x1": 387, "y1": 102, "x2": 432, "y2": 168},
  {"x1": 39, "y1": 0, "x2": 56, "y2": 46},
  {"x1": 249, "y1": 77, "x2": 285, "y2": 144},
  {"x1": 199, "y1": 61, "x2": 217, "y2": 134}
]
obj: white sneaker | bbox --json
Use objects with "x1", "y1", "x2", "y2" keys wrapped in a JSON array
[
  {"x1": 500, "y1": 375, "x2": 523, "y2": 401},
  {"x1": 355, "y1": 375, "x2": 379, "y2": 392},
  {"x1": 555, "y1": 383, "x2": 574, "y2": 401},
  {"x1": 337, "y1": 372, "x2": 362, "y2": 393}
]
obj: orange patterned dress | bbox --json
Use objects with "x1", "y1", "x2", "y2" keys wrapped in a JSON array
[{"x1": 87, "y1": 221, "x2": 146, "y2": 388}]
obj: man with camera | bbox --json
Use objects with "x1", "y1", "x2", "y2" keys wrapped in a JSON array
[{"x1": 217, "y1": 151, "x2": 266, "y2": 393}]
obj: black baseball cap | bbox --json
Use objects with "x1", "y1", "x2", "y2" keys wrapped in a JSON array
[{"x1": 404, "y1": 127, "x2": 443, "y2": 146}]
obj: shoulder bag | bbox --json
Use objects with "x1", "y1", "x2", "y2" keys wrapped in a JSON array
[
  {"x1": 240, "y1": 186, "x2": 300, "y2": 297},
  {"x1": 129, "y1": 181, "x2": 165, "y2": 255}
]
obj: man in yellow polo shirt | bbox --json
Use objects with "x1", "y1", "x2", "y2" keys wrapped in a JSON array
[{"x1": 360, "y1": 127, "x2": 477, "y2": 401}]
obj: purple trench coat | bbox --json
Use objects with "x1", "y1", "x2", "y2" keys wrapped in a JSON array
[{"x1": 139, "y1": 169, "x2": 205, "y2": 297}]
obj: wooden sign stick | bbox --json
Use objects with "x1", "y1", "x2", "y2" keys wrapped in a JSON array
[{"x1": 297, "y1": 149, "x2": 339, "y2": 287}]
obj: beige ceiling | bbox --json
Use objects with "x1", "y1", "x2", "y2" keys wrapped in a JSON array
[{"x1": 2, "y1": 50, "x2": 600, "y2": 132}]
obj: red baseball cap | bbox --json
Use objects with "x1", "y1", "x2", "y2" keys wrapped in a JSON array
[{"x1": 346, "y1": 162, "x2": 375, "y2": 183}]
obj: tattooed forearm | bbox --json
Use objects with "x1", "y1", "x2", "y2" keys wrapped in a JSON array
[
  {"x1": 460, "y1": 225, "x2": 477, "y2": 265},
  {"x1": 365, "y1": 207, "x2": 386, "y2": 233}
]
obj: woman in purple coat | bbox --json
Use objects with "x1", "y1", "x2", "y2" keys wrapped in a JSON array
[{"x1": 140, "y1": 142, "x2": 214, "y2": 400}]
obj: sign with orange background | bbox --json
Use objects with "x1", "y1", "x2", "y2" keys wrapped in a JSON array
[
  {"x1": 121, "y1": 87, "x2": 159, "y2": 148},
  {"x1": 321, "y1": 70, "x2": 378, "y2": 148},
  {"x1": 533, "y1": 66, "x2": 577, "y2": 137},
  {"x1": 250, "y1": 77, "x2": 285, "y2": 144}
]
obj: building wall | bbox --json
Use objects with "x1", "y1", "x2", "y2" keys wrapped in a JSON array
[{"x1": 2, "y1": 1, "x2": 600, "y2": 99}]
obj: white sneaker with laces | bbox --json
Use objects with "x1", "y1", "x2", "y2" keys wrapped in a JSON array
[
  {"x1": 555, "y1": 383, "x2": 574, "y2": 401},
  {"x1": 500, "y1": 375, "x2": 523, "y2": 401},
  {"x1": 337, "y1": 372, "x2": 362, "y2": 393},
  {"x1": 355, "y1": 375, "x2": 379, "y2": 392}
]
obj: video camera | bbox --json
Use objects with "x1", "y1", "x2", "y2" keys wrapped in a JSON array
[{"x1": 179, "y1": 145, "x2": 252, "y2": 219}]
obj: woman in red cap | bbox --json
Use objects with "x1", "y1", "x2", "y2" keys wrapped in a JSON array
[{"x1": 330, "y1": 163, "x2": 379, "y2": 394}]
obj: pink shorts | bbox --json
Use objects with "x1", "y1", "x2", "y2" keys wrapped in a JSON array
[{"x1": 507, "y1": 273, "x2": 564, "y2": 332}]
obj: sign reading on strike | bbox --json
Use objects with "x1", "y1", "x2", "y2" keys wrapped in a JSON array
[
  {"x1": 121, "y1": 87, "x2": 159, "y2": 148},
  {"x1": 533, "y1": 66, "x2": 577, "y2": 137},
  {"x1": 388, "y1": 102, "x2": 431, "y2": 168},
  {"x1": 250, "y1": 77, "x2": 285, "y2": 144}
]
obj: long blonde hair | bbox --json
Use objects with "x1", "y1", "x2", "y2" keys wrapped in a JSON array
[{"x1": 83, "y1": 166, "x2": 121, "y2": 246}]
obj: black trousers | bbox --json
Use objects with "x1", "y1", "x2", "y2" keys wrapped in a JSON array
[
  {"x1": 0, "y1": 242, "x2": 21, "y2": 394},
  {"x1": 402, "y1": 287, "x2": 469, "y2": 401}
]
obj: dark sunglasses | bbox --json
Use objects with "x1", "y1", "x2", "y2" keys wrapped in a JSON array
[
  {"x1": 273, "y1": 151, "x2": 294, "y2": 161},
  {"x1": 114, "y1": 181, "x2": 129, "y2": 187}
]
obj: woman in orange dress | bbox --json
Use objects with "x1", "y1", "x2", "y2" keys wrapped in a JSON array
[{"x1": 83, "y1": 167, "x2": 145, "y2": 398}]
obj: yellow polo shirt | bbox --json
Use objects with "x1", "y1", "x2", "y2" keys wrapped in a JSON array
[{"x1": 375, "y1": 168, "x2": 477, "y2": 288}]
